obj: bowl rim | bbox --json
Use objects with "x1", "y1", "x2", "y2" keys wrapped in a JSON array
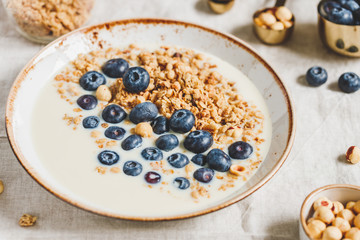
[
  {"x1": 5, "y1": 18, "x2": 296, "y2": 221},
  {"x1": 300, "y1": 184, "x2": 360, "y2": 237}
]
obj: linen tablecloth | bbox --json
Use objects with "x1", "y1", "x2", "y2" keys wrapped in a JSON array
[{"x1": 2, "y1": 0, "x2": 360, "y2": 239}]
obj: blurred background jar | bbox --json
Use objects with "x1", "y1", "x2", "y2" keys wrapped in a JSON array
[{"x1": 2, "y1": 0, "x2": 94, "y2": 44}]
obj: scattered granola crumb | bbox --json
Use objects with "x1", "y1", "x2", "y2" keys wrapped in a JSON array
[
  {"x1": 135, "y1": 122, "x2": 153, "y2": 138},
  {"x1": 110, "y1": 167, "x2": 120, "y2": 173},
  {"x1": 19, "y1": 214, "x2": 37, "y2": 227},
  {"x1": 90, "y1": 131, "x2": 101, "y2": 138},
  {"x1": 95, "y1": 166, "x2": 107, "y2": 175}
]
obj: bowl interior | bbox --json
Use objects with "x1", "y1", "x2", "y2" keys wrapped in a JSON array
[
  {"x1": 6, "y1": 19, "x2": 295, "y2": 220},
  {"x1": 300, "y1": 185, "x2": 360, "y2": 238}
]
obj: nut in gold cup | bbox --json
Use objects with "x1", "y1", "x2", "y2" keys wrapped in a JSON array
[
  {"x1": 318, "y1": 13, "x2": 360, "y2": 57},
  {"x1": 207, "y1": 0, "x2": 235, "y2": 14},
  {"x1": 253, "y1": 8, "x2": 295, "y2": 45}
]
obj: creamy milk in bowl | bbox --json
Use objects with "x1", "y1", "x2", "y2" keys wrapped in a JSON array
[{"x1": 5, "y1": 19, "x2": 295, "y2": 220}]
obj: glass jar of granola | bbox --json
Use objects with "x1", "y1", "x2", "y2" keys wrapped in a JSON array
[{"x1": 2, "y1": 0, "x2": 95, "y2": 44}]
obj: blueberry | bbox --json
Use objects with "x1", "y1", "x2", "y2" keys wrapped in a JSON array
[
  {"x1": 206, "y1": 149, "x2": 231, "y2": 172},
  {"x1": 173, "y1": 177, "x2": 190, "y2": 190},
  {"x1": 102, "y1": 58, "x2": 129, "y2": 78},
  {"x1": 155, "y1": 134, "x2": 179, "y2": 151},
  {"x1": 342, "y1": 0, "x2": 360, "y2": 11},
  {"x1": 151, "y1": 116, "x2": 169, "y2": 134},
  {"x1": 123, "y1": 161, "x2": 143, "y2": 176},
  {"x1": 228, "y1": 141, "x2": 253, "y2": 159},
  {"x1": 82, "y1": 116, "x2": 100, "y2": 129},
  {"x1": 322, "y1": 1, "x2": 341, "y2": 15},
  {"x1": 77, "y1": 95, "x2": 98, "y2": 110},
  {"x1": 328, "y1": 7, "x2": 353, "y2": 25},
  {"x1": 79, "y1": 71, "x2": 106, "y2": 91},
  {"x1": 191, "y1": 154, "x2": 206, "y2": 166},
  {"x1": 306, "y1": 66, "x2": 328, "y2": 86},
  {"x1": 193, "y1": 168, "x2": 214, "y2": 183},
  {"x1": 167, "y1": 153, "x2": 189, "y2": 168},
  {"x1": 129, "y1": 102, "x2": 158, "y2": 124},
  {"x1": 102, "y1": 104, "x2": 127, "y2": 123},
  {"x1": 338, "y1": 72, "x2": 360, "y2": 93},
  {"x1": 104, "y1": 126, "x2": 126, "y2": 140},
  {"x1": 169, "y1": 109, "x2": 195, "y2": 133},
  {"x1": 121, "y1": 135, "x2": 142, "y2": 150},
  {"x1": 123, "y1": 67, "x2": 150, "y2": 93},
  {"x1": 141, "y1": 147, "x2": 163, "y2": 161},
  {"x1": 184, "y1": 130, "x2": 213, "y2": 153},
  {"x1": 144, "y1": 171, "x2": 161, "y2": 184},
  {"x1": 98, "y1": 150, "x2": 119, "y2": 165}
]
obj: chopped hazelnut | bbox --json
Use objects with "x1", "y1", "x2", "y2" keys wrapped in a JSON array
[{"x1": 229, "y1": 164, "x2": 246, "y2": 176}]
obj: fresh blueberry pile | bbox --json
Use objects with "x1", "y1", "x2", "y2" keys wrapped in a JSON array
[
  {"x1": 306, "y1": 66, "x2": 360, "y2": 93},
  {"x1": 319, "y1": 0, "x2": 360, "y2": 25},
  {"x1": 74, "y1": 57, "x2": 255, "y2": 190}
]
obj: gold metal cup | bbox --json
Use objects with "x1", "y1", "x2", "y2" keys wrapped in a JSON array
[
  {"x1": 318, "y1": 13, "x2": 360, "y2": 57},
  {"x1": 253, "y1": 8, "x2": 295, "y2": 45},
  {"x1": 208, "y1": 0, "x2": 235, "y2": 14}
]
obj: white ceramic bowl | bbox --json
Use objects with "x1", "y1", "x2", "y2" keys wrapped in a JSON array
[
  {"x1": 300, "y1": 184, "x2": 360, "y2": 239},
  {"x1": 5, "y1": 18, "x2": 295, "y2": 221}
]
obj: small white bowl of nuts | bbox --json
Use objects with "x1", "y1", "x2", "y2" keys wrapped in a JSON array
[{"x1": 300, "y1": 184, "x2": 360, "y2": 240}]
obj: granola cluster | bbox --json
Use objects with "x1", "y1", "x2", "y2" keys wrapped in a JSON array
[{"x1": 65, "y1": 45, "x2": 265, "y2": 147}]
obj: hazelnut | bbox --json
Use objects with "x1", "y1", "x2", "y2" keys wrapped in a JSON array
[
  {"x1": 332, "y1": 201, "x2": 344, "y2": 215},
  {"x1": 0, "y1": 180, "x2": 3, "y2": 194},
  {"x1": 270, "y1": 21, "x2": 285, "y2": 30},
  {"x1": 345, "y1": 227, "x2": 360, "y2": 240},
  {"x1": 338, "y1": 209, "x2": 355, "y2": 224},
  {"x1": 96, "y1": 85, "x2": 112, "y2": 102},
  {"x1": 259, "y1": 12, "x2": 277, "y2": 26},
  {"x1": 135, "y1": 122, "x2": 153, "y2": 138},
  {"x1": 281, "y1": 20, "x2": 293, "y2": 28},
  {"x1": 346, "y1": 146, "x2": 360, "y2": 164},
  {"x1": 307, "y1": 219, "x2": 326, "y2": 239},
  {"x1": 254, "y1": 17, "x2": 265, "y2": 27},
  {"x1": 354, "y1": 201, "x2": 360, "y2": 214},
  {"x1": 314, "y1": 197, "x2": 333, "y2": 210},
  {"x1": 229, "y1": 164, "x2": 246, "y2": 176},
  {"x1": 314, "y1": 206, "x2": 335, "y2": 224},
  {"x1": 333, "y1": 217, "x2": 351, "y2": 233},
  {"x1": 347, "y1": 201, "x2": 356, "y2": 210},
  {"x1": 354, "y1": 214, "x2": 360, "y2": 228},
  {"x1": 322, "y1": 226, "x2": 342, "y2": 240},
  {"x1": 275, "y1": 6, "x2": 293, "y2": 21}
]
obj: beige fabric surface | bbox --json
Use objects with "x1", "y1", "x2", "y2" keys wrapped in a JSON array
[{"x1": 1, "y1": 0, "x2": 360, "y2": 239}]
